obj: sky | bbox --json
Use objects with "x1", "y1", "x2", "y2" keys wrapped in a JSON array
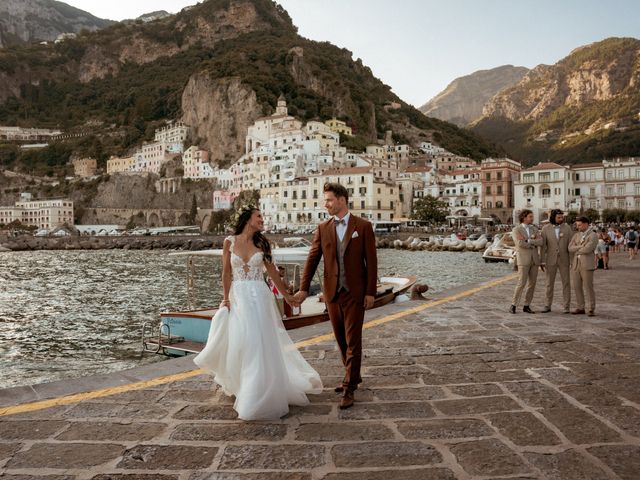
[{"x1": 66, "y1": 0, "x2": 640, "y2": 107}]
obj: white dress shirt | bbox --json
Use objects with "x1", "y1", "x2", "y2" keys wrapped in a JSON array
[
  {"x1": 335, "y1": 212, "x2": 350, "y2": 242},
  {"x1": 554, "y1": 225, "x2": 561, "y2": 240}
]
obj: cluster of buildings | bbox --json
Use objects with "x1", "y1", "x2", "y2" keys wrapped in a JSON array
[
  {"x1": 4, "y1": 96, "x2": 640, "y2": 233},
  {"x1": 0, "y1": 193, "x2": 74, "y2": 231}
]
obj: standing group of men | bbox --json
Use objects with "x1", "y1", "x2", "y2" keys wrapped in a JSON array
[{"x1": 510, "y1": 209, "x2": 599, "y2": 316}]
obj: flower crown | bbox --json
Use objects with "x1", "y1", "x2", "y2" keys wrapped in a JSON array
[{"x1": 231, "y1": 205, "x2": 257, "y2": 228}]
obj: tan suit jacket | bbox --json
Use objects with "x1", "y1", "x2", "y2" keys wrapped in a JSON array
[
  {"x1": 568, "y1": 229, "x2": 599, "y2": 271},
  {"x1": 512, "y1": 224, "x2": 543, "y2": 266},
  {"x1": 541, "y1": 223, "x2": 573, "y2": 266},
  {"x1": 301, "y1": 214, "x2": 378, "y2": 303}
]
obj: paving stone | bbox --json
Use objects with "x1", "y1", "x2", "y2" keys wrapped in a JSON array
[
  {"x1": 470, "y1": 370, "x2": 533, "y2": 382},
  {"x1": 117, "y1": 445, "x2": 216, "y2": 470},
  {"x1": 311, "y1": 390, "x2": 374, "y2": 402},
  {"x1": 489, "y1": 359, "x2": 556, "y2": 370},
  {"x1": 117, "y1": 403, "x2": 171, "y2": 420},
  {"x1": 331, "y1": 441, "x2": 441, "y2": 467},
  {"x1": 541, "y1": 406, "x2": 622, "y2": 444},
  {"x1": 190, "y1": 474, "x2": 310, "y2": 480},
  {"x1": 218, "y1": 445, "x2": 326, "y2": 470},
  {"x1": 295, "y1": 422, "x2": 394, "y2": 441},
  {"x1": 448, "y1": 438, "x2": 531, "y2": 476},
  {"x1": 320, "y1": 470, "x2": 455, "y2": 480},
  {"x1": 504, "y1": 381, "x2": 570, "y2": 409},
  {"x1": 480, "y1": 351, "x2": 542, "y2": 362},
  {"x1": 7, "y1": 442, "x2": 124, "y2": 469},
  {"x1": 534, "y1": 368, "x2": 589, "y2": 385},
  {"x1": 0, "y1": 476, "x2": 76, "y2": 480},
  {"x1": 559, "y1": 384, "x2": 624, "y2": 406},
  {"x1": 91, "y1": 476, "x2": 178, "y2": 480},
  {"x1": 372, "y1": 386, "x2": 445, "y2": 401},
  {"x1": 0, "y1": 442, "x2": 21, "y2": 460},
  {"x1": 62, "y1": 403, "x2": 124, "y2": 418},
  {"x1": 337, "y1": 401, "x2": 435, "y2": 420},
  {"x1": 365, "y1": 365, "x2": 428, "y2": 376},
  {"x1": 286, "y1": 404, "x2": 333, "y2": 417},
  {"x1": 172, "y1": 404, "x2": 238, "y2": 420},
  {"x1": 0, "y1": 420, "x2": 67, "y2": 439},
  {"x1": 432, "y1": 395, "x2": 521, "y2": 415},
  {"x1": 362, "y1": 356, "x2": 416, "y2": 366},
  {"x1": 587, "y1": 445, "x2": 640, "y2": 480},
  {"x1": 397, "y1": 418, "x2": 493, "y2": 440},
  {"x1": 525, "y1": 450, "x2": 611, "y2": 480},
  {"x1": 448, "y1": 384, "x2": 502, "y2": 397},
  {"x1": 56, "y1": 422, "x2": 166, "y2": 441},
  {"x1": 171, "y1": 423, "x2": 287, "y2": 441},
  {"x1": 159, "y1": 389, "x2": 216, "y2": 403},
  {"x1": 590, "y1": 405, "x2": 640, "y2": 437},
  {"x1": 486, "y1": 412, "x2": 562, "y2": 446},
  {"x1": 99, "y1": 390, "x2": 163, "y2": 403}
]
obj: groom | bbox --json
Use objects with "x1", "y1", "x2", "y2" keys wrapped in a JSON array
[{"x1": 295, "y1": 182, "x2": 378, "y2": 409}]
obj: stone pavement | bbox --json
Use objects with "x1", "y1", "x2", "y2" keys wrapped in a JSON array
[{"x1": 1, "y1": 253, "x2": 639, "y2": 479}]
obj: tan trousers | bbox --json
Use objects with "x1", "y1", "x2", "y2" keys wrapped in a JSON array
[
  {"x1": 545, "y1": 263, "x2": 571, "y2": 310},
  {"x1": 571, "y1": 268, "x2": 596, "y2": 312},
  {"x1": 512, "y1": 263, "x2": 538, "y2": 306}
]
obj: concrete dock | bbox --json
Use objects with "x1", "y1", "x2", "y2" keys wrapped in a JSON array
[{"x1": 1, "y1": 254, "x2": 639, "y2": 479}]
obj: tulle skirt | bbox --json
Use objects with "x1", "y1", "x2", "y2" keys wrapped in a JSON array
[{"x1": 193, "y1": 280, "x2": 323, "y2": 420}]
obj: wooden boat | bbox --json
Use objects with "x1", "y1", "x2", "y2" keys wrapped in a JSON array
[
  {"x1": 482, "y1": 233, "x2": 516, "y2": 263},
  {"x1": 142, "y1": 245, "x2": 416, "y2": 356}
]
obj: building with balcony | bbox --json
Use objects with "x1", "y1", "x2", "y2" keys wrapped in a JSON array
[
  {"x1": 182, "y1": 146, "x2": 213, "y2": 179},
  {"x1": 324, "y1": 117, "x2": 352, "y2": 136},
  {"x1": 514, "y1": 162, "x2": 572, "y2": 223},
  {"x1": 481, "y1": 157, "x2": 522, "y2": 224},
  {"x1": 0, "y1": 198, "x2": 74, "y2": 230},
  {"x1": 602, "y1": 157, "x2": 640, "y2": 210},
  {"x1": 106, "y1": 156, "x2": 136, "y2": 174}
]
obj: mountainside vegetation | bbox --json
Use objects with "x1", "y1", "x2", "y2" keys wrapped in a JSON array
[
  {"x1": 472, "y1": 37, "x2": 640, "y2": 166},
  {"x1": 0, "y1": 0, "x2": 500, "y2": 175}
]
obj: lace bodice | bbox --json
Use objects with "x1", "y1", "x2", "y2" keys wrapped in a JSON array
[{"x1": 226, "y1": 236, "x2": 265, "y2": 282}]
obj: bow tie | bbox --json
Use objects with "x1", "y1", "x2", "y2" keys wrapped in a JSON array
[{"x1": 335, "y1": 218, "x2": 346, "y2": 226}]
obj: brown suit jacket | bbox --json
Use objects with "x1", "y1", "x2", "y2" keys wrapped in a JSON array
[
  {"x1": 540, "y1": 223, "x2": 573, "y2": 266},
  {"x1": 300, "y1": 214, "x2": 378, "y2": 303},
  {"x1": 568, "y1": 228, "x2": 599, "y2": 271},
  {"x1": 512, "y1": 224, "x2": 543, "y2": 266}
]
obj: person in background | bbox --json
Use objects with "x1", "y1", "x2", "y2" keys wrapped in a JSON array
[
  {"x1": 568, "y1": 216, "x2": 599, "y2": 317},
  {"x1": 510, "y1": 209, "x2": 543, "y2": 314},
  {"x1": 625, "y1": 227, "x2": 637, "y2": 260},
  {"x1": 540, "y1": 209, "x2": 573, "y2": 313}
]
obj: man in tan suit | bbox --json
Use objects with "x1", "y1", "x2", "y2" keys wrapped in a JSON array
[
  {"x1": 540, "y1": 209, "x2": 573, "y2": 313},
  {"x1": 568, "y1": 216, "x2": 599, "y2": 316},
  {"x1": 296, "y1": 182, "x2": 378, "y2": 409},
  {"x1": 510, "y1": 209, "x2": 543, "y2": 313}
]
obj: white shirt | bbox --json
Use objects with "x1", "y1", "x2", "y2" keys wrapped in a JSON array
[
  {"x1": 554, "y1": 225, "x2": 561, "y2": 240},
  {"x1": 521, "y1": 223, "x2": 531, "y2": 239},
  {"x1": 335, "y1": 212, "x2": 350, "y2": 242}
]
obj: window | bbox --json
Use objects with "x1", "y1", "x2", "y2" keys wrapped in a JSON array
[
  {"x1": 486, "y1": 201, "x2": 492, "y2": 208},
  {"x1": 485, "y1": 186, "x2": 491, "y2": 194},
  {"x1": 497, "y1": 172, "x2": 502, "y2": 180},
  {"x1": 485, "y1": 172, "x2": 491, "y2": 181},
  {"x1": 541, "y1": 188, "x2": 551, "y2": 198},
  {"x1": 497, "y1": 186, "x2": 503, "y2": 195},
  {"x1": 590, "y1": 187, "x2": 596, "y2": 197},
  {"x1": 617, "y1": 185, "x2": 625, "y2": 195},
  {"x1": 523, "y1": 173, "x2": 534, "y2": 182},
  {"x1": 606, "y1": 186, "x2": 613, "y2": 196},
  {"x1": 361, "y1": 200, "x2": 365, "y2": 208},
  {"x1": 539, "y1": 173, "x2": 551, "y2": 182},
  {"x1": 574, "y1": 188, "x2": 580, "y2": 196},
  {"x1": 377, "y1": 200, "x2": 381, "y2": 209},
  {"x1": 618, "y1": 199, "x2": 625, "y2": 208}
]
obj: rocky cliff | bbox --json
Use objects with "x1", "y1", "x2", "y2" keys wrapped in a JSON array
[
  {"x1": 181, "y1": 75, "x2": 262, "y2": 164},
  {"x1": 419, "y1": 65, "x2": 529, "y2": 126},
  {"x1": 473, "y1": 37, "x2": 640, "y2": 165},
  {"x1": 0, "y1": 0, "x2": 113, "y2": 48}
]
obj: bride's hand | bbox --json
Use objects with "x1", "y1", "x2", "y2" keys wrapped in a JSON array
[
  {"x1": 284, "y1": 295, "x2": 299, "y2": 308},
  {"x1": 219, "y1": 299, "x2": 231, "y2": 311}
]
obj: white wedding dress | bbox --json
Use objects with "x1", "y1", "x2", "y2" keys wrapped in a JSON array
[{"x1": 193, "y1": 235, "x2": 323, "y2": 420}]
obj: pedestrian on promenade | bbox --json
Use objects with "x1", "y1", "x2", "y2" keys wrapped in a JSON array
[
  {"x1": 568, "y1": 216, "x2": 599, "y2": 316},
  {"x1": 295, "y1": 182, "x2": 378, "y2": 410},
  {"x1": 193, "y1": 207, "x2": 322, "y2": 420},
  {"x1": 625, "y1": 227, "x2": 637, "y2": 260},
  {"x1": 510, "y1": 209, "x2": 543, "y2": 314},
  {"x1": 540, "y1": 209, "x2": 573, "y2": 313},
  {"x1": 595, "y1": 229, "x2": 610, "y2": 270}
]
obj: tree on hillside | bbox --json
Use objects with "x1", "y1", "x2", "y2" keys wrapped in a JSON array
[
  {"x1": 411, "y1": 195, "x2": 449, "y2": 224},
  {"x1": 187, "y1": 194, "x2": 198, "y2": 225}
]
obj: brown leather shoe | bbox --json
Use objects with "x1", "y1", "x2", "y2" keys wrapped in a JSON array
[
  {"x1": 339, "y1": 390, "x2": 354, "y2": 409},
  {"x1": 571, "y1": 309, "x2": 586, "y2": 315},
  {"x1": 335, "y1": 377, "x2": 362, "y2": 393},
  {"x1": 587, "y1": 310, "x2": 595, "y2": 317}
]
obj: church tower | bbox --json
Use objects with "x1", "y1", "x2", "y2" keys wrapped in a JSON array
[{"x1": 275, "y1": 93, "x2": 288, "y2": 116}]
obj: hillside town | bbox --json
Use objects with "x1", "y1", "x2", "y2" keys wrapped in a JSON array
[{"x1": 1, "y1": 95, "x2": 640, "y2": 234}]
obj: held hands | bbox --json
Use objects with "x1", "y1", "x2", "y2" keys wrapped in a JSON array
[
  {"x1": 284, "y1": 294, "x2": 300, "y2": 309},
  {"x1": 219, "y1": 299, "x2": 231, "y2": 311},
  {"x1": 364, "y1": 295, "x2": 375, "y2": 310},
  {"x1": 293, "y1": 291, "x2": 308, "y2": 305}
]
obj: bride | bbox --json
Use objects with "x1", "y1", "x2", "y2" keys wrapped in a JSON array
[{"x1": 194, "y1": 207, "x2": 323, "y2": 420}]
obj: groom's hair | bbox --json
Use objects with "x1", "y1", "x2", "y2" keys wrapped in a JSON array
[{"x1": 323, "y1": 182, "x2": 349, "y2": 201}]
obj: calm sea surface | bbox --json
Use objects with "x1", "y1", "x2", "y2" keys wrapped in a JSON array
[{"x1": 0, "y1": 249, "x2": 510, "y2": 388}]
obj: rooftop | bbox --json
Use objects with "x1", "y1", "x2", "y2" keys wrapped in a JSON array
[{"x1": 523, "y1": 162, "x2": 566, "y2": 172}]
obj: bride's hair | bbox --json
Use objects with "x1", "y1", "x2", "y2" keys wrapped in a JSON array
[{"x1": 234, "y1": 207, "x2": 273, "y2": 263}]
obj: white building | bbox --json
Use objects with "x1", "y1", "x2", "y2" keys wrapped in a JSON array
[
  {"x1": 514, "y1": 162, "x2": 572, "y2": 223},
  {"x1": 425, "y1": 168, "x2": 482, "y2": 218},
  {"x1": 602, "y1": 157, "x2": 640, "y2": 210},
  {"x1": 568, "y1": 162, "x2": 605, "y2": 212},
  {"x1": 106, "y1": 156, "x2": 136, "y2": 174},
  {"x1": 419, "y1": 142, "x2": 447, "y2": 155},
  {"x1": 154, "y1": 121, "x2": 189, "y2": 151},
  {"x1": 0, "y1": 198, "x2": 74, "y2": 230}
]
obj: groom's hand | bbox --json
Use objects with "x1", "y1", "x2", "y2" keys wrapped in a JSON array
[
  {"x1": 293, "y1": 291, "x2": 308, "y2": 304},
  {"x1": 363, "y1": 295, "x2": 375, "y2": 310}
]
